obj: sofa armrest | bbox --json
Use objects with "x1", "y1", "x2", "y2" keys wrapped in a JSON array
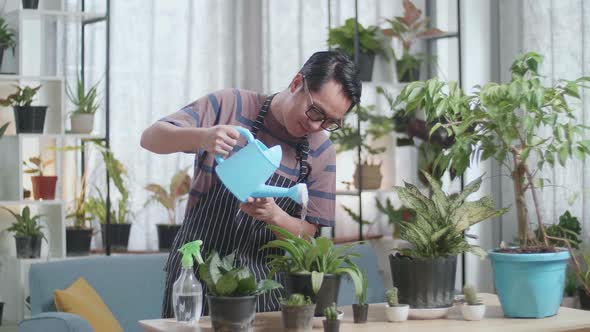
[{"x1": 19, "y1": 312, "x2": 94, "y2": 332}]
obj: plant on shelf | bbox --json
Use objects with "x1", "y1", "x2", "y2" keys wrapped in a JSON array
[
  {"x1": 2, "y1": 206, "x2": 46, "y2": 258},
  {"x1": 0, "y1": 85, "x2": 48, "y2": 133},
  {"x1": 280, "y1": 293, "x2": 315, "y2": 331},
  {"x1": 395, "y1": 51, "x2": 590, "y2": 318},
  {"x1": 461, "y1": 285, "x2": 485, "y2": 321},
  {"x1": 384, "y1": 287, "x2": 409, "y2": 322},
  {"x1": 262, "y1": 224, "x2": 363, "y2": 316},
  {"x1": 323, "y1": 303, "x2": 340, "y2": 332},
  {"x1": 67, "y1": 75, "x2": 101, "y2": 134},
  {"x1": 327, "y1": 18, "x2": 389, "y2": 81},
  {"x1": 383, "y1": 0, "x2": 445, "y2": 82},
  {"x1": 0, "y1": 17, "x2": 16, "y2": 71},
  {"x1": 199, "y1": 250, "x2": 282, "y2": 331},
  {"x1": 389, "y1": 172, "x2": 506, "y2": 310},
  {"x1": 375, "y1": 197, "x2": 416, "y2": 238},
  {"x1": 352, "y1": 269, "x2": 369, "y2": 323},
  {"x1": 65, "y1": 168, "x2": 95, "y2": 256},
  {"x1": 23, "y1": 155, "x2": 58, "y2": 200}
]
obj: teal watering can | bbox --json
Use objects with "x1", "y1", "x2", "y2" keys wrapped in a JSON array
[{"x1": 214, "y1": 126, "x2": 308, "y2": 204}]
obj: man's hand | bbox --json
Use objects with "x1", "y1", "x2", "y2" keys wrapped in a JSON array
[
  {"x1": 203, "y1": 125, "x2": 240, "y2": 156},
  {"x1": 239, "y1": 197, "x2": 285, "y2": 224}
]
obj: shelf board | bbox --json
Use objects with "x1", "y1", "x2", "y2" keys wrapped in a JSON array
[
  {"x1": 419, "y1": 31, "x2": 459, "y2": 41},
  {"x1": 0, "y1": 199, "x2": 63, "y2": 206},
  {"x1": 6, "y1": 9, "x2": 106, "y2": 22},
  {"x1": 336, "y1": 189, "x2": 394, "y2": 196},
  {"x1": 0, "y1": 74, "x2": 63, "y2": 82},
  {"x1": 63, "y1": 133, "x2": 106, "y2": 140},
  {"x1": 362, "y1": 81, "x2": 408, "y2": 89}
]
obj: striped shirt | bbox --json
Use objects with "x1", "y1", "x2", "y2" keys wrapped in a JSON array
[{"x1": 159, "y1": 88, "x2": 336, "y2": 227}]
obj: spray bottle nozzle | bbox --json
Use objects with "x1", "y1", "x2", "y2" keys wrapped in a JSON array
[{"x1": 178, "y1": 240, "x2": 204, "y2": 267}]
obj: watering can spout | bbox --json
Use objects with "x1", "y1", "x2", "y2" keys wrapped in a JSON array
[{"x1": 251, "y1": 183, "x2": 308, "y2": 204}]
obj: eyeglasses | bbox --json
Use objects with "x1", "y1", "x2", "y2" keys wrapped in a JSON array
[{"x1": 302, "y1": 78, "x2": 342, "y2": 132}]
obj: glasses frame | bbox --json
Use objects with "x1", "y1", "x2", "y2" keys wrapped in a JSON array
[{"x1": 302, "y1": 77, "x2": 343, "y2": 132}]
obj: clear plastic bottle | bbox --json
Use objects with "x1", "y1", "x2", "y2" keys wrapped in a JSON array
[{"x1": 172, "y1": 240, "x2": 204, "y2": 323}]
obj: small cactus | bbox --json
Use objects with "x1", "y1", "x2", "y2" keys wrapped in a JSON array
[
  {"x1": 324, "y1": 302, "x2": 338, "y2": 320},
  {"x1": 463, "y1": 285, "x2": 481, "y2": 305},
  {"x1": 385, "y1": 288, "x2": 399, "y2": 306}
]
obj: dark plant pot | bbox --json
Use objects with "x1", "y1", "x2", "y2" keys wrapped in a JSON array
[
  {"x1": 31, "y1": 176, "x2": 57, "y2": 200},
  {"x1": 579, "y1": 287, "x2": 590, "y2": 310},
  {"x1": 66, "y1": 228, "x2": 92, "y2": 256},
  {"x1": 281, "y1": 303, "x2": 316, "y2": 331},
  {"x1": 157, "y1": 224, "x2": 181, "y2": 252},
  {"x1": 0, "y1": 301, "x2": 4, "y2": 325},
  {"x1": 22, "y1": 0, "x2": 39, "y2": 9},
  {"x1": 322, "y1": 319, "x2": 340, "y2": 332},
  {"x1": 286, "y1": 272, "x2": 341, "y2": 316},
  {"x1": 0, "y1": 48, "x2": 4, "y2": 72},
  {"x1": 352, "y1": 303, "x2": 368, "y2": 323},
  {"x1": 357, "y1": 52, "x2": 375, "y2": 82},
  {"x1": 15, "y1": 235, "x2": 41, "y2": 258},
  {"x1": 13, "y1": 106, "x2": 47, "y2": 134},
  {"x1": 389, "y1": 253, "x2": 457, "y2": 308},
  {"x1": 208, "y1": 295, "x2": 257, "y2": 332},
  {"x1": 101, "y1": 223, "x2": 131, "y2": 251},
  {"x1": 395, "y1": 61, "x2": 420, "y2": 83}
]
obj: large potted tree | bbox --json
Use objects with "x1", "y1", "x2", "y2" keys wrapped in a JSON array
[
  {"x1": 394, "y1": 52, "x2": 590, "y2": 318},
  {"x1": 389, "y1": 173, "x2": 505, "y2": 317},
  {"x1": 0, "y1": 17, "x2": 16, "y2": 73},
  {"x1": 67, "y1": 75, "x2": 101, "y2": 134},
  {"x1": 144, "y1": 168, "x2": 190, "y2": 251},
  {"x1": 23, "y1": 155, "x2": 57, "y2": 200},
  {"x1": 0, "y1": 85, "x2": 47, "y2": 134},
  {"x1": 262, "y1": 225, "x2": 363, "y2": 316},
  {"x1": 2, "y1": 206, "x2": 46, "y2": 258}
]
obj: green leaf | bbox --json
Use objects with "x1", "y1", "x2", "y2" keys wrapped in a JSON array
[
  {"x1": 216, "y1": 270, "x2": 239, "y2": 296},
  {"x1": 311, "y1": 271, "x2": 324, "y2": 294},
  {"x1": 236, "y1": 276, "x2": 257, "y2": 296},
  {"x1": 558, "y1": 145, "x2": 569, "y2": 167},
  {"x1": 255, "y1": 279, "x2": 283, "y2": 295}
]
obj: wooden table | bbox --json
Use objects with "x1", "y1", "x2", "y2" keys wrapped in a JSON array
[{"x1": 139, "y1": 293, "x2": 590, "y2": 332}]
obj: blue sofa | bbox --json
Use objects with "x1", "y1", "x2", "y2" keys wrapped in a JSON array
[{"x1": 19, "y1": 254, "x2": 168, "y2": 332}]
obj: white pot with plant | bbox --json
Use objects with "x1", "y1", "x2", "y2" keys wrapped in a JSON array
[
  {"x1": 384, "y1": 287, "x2": 409, "y2": 322},
  {"x1": 67, "y1": 75, "x2": 100, "y2": 134},
  {"x1": 460, "y1": 285, "x2": 485, "y2": 321}
]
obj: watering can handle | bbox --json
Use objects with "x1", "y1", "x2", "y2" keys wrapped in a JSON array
[{"x1": 214, "y1": 126, "x2": 255, "y2": 165}]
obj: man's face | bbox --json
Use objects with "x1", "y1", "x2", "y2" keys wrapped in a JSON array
[{"x1": 286, "y1": 75, "x2": 353, "y2": 138}]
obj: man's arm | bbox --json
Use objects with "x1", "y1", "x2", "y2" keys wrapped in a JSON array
[
  {"x1": 269, "y1": 210, "x2": 318, "y2": 239},
  {"x1": 239, "y1": 198, "x2": 318, "y2": 238}
]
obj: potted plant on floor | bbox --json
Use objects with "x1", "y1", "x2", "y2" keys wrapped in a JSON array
[
  {"x1": 66, "y1": 172, "x2": 93, "y2": 256},
  {"x1": 23, "y1": 155, "x2": 57, "y2": 200},
  {"x1": 327, "y1": 18, "x2": 389, "y2": 82},
  {"x1": 352, "y1": 269, "x2": 368, "y2": 323},
  {"x1": 199, "y1": 250, "x2": 282, "y2": 332},
  {"x1": 144, "y1": 167, "x2": 190, "y2": 251},
  {"x1": 384, "y1": 287, "x2": 408, "y2": 322},
  {"x1": 389, "y1": 173, "x2": 506, "y2": 315},
  {"x1": 2, "y1": 206, "x2": 46, "y2": 258},
  {"x1": 0, "y1": 18, "x2": 16, "y2": 73},
  {"x1": 0, "y1": 85, "x2": 47, "y2": 133},
  {"x1": 460, "y1": 285, "x2": 485, "y2": 321},
  {"x1": 322, "y1": 303, "x2": 340, "y2": 332},
  {"x1": 382, "y1": 0, "x2": 444, "y2": 82},
  {"x1": 394, "y1": 52, "x2": 590, "y2": 318},
  {"x1": 67, "y1": 75, "x2": 101, "y2": 134},
  {"x1": 281, "y1": 293, "x2": 316, "y2": 332},
  {"x1": 262, "y1": 225, "x2": 363, "y2": 316}
]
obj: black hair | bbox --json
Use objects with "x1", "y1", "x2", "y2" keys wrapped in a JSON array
[{"x1": 298, "y1": 51, "x2": 362, "y2": 107}]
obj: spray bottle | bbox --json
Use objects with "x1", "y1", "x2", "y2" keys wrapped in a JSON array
[{"x1": 173, "y1": 240, "x2": 204, "y2": 323}]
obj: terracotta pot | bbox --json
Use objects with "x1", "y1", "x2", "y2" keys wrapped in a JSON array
[
  {"x1": 31, "y1": 176, "x2": 57, "y2": 200},
  {"x1": 353, "y1": 163, "x2": 382, "y2": 190}
]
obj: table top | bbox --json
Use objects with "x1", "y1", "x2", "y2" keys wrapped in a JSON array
[{"x1": 139, "y1": 293, "x2": 590, "y2": 332}]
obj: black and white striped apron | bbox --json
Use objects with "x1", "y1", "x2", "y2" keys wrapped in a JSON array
[{"x1": 162, "y1": 94, "x2": 310, "y2": 317}]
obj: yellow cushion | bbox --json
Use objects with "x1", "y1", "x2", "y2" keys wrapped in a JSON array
[{"x1": 54, "y1": 277, "x2": 124, "y2": 332}]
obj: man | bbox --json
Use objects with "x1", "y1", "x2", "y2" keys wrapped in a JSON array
[{"x1": 141, "y1": 51, "x2": 361, "y2": 316}]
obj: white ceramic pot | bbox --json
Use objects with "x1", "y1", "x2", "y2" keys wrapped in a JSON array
[
  {"x1": 384, "y1": 303, "x2": 409, "y2": 322},
  {"x1": 70, "y1": 113, "x2": 95, "y2": 134},
  {"x1": 461, "y1": 303, "x2": 486, "y2": 321}
]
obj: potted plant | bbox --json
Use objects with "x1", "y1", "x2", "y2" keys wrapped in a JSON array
[
  {"x1": 145, "y1": 168, "x2": 190, "y2": 251},
  {"x1": 577, "y1": 249, "x2": 590, "y2": 311},
  {"x1": 262, "y1": 225, "x2": 363, "y2": 316},
  {"x1": 327, "y1": 18, "x2": 389, "y2": 81},
  {"x1": 66, "y1": 172, "x2": 93, "y2": 256},
  {"x1": 22, "y1": 0, "x2": 40, "y2": 9},
  {"x1": 199, "y1": 250, "x2": 282, "y2": 332},
  {"x1": 394, "y1": 52, "x2": 590, "y2": 318},
  {"x1": 281, "y1": 293, "x2": 316, "y2": 332},
  {"x1": 382, "y1": 0, "x2": 444, "y2": 82},
  {"x1": 322, "y1": 303, "x2": 340, "y2": 332},
  {"x1": 23, "y1": 155, "x2": 57, "y2": 200},
  {"x1": 389, "y1": 173, "x2": 506, "y2": 312},
  {"x1": 0, "y1": 17, "x2": 16, "y2": 73},
  {"x1": 2, "y1": 206, "x2": 46, "y2": 258},
  {"x1": 563, "y1": 271, "x2": 578, "y2": 308},
  {"x1": 384, "y1": 287, "x2": 409, "y2": 322},
  {"x1": 352, "y1": 269, "x2": 368, "y2": 323},
  {"x1": 460, "y1": 285, "x2": 485, "y2": 321},
  {"x1": 67, "y1": 75, "x2": 101, "y2": 134},
  {"x1": 0, "y1": 85, "x2": 47, "y2": 134}
]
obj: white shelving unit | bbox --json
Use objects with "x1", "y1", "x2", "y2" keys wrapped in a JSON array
[{"x1": 0, "y1": 0, "x2": 106, "y2": 322}]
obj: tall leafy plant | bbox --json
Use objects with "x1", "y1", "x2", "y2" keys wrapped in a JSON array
[
  {"x1": 2, "y1": 206, "x2": 45, "y2": 239},
  {"x1": 144, "y1": 168, "x2": 191, "y2": 225},
  {"x1": 0, "y1": 17, "x2": 16, "y2": 54}
]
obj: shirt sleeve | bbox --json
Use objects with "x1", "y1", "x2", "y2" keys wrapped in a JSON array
[
  {"x1": 158, "y1": 92, "x2": 222, "y2": 128},
  {"x1": 305, "y1": 139, "x2": 336, "y2": 227}
]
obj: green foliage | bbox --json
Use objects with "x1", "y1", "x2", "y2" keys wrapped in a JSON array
[
  {"x1": 144, "y1": 168, "x2": 191, "y2": 224},
  {"x1": 66, "y1": 173, "x2": 92, "y2": 229},
  {"x1": 329, "y1": 104, "x2": 391, "y2": 155},
  {"x1": 537, "y1": 211, "x2": 582, "y2": 249},
  {"x1": 67, "y1": 75, "x2": 101, "y2": 115},
  {"x1": 199, "y1": 250, "x2": 282, "y2": 297},
  {"x1": 282, "y1": 293, "x2": 312, "y2": 306},
  {"x1": 327, "y1": 18, "x2": 388, "y2": 58},
  {"x1": 463, "y1": 284, "x2": 481, "y2": 305},
  {"x1": 385, "y1": 288, "x2": 399, "y2": 306},
  {"x1": 0, "y1": 17, "x2": 16, "y2": 52},
  {"x1": 384, "y1": 0, "x2": 444, "y2": 53},
  {"x1": 2, "y1": 206, "x2": 45, "y2": 239},
  {"x1": 324, "y1": 302, "x2": 338, "y2": 320},
  {"x1": 580, "y1": 249, "x2": 590, "y2": 290},
  {"x1": 0, "y1": 85, "x2": 41, "y2": 107},
  {"x1": 565, "y1": 270, "x2": 577, "y2": 297},
  {"x1": 392, "y1": 172, "x2": 507, "y2": 258},
  {"x1": 23, "y1": 156, "x2": 54, "y2": 176},
  {"x1": 261, "y1": 225, "x2": 363, "y2": 297},
  {"x1": 356, "y1": 269, "x2": 368, "y2": 305}
]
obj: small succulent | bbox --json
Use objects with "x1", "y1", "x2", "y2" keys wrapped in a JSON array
[
  {"x1": 385, "y1": 288, "x2": 399, "y2": 307},
  {"x1": 282, "y1": 293, "x2": 312, "y2": 306},
  {"x1": 463, "y1": 285, "x2": 482, "y2": 305},
  {"x1": 324, "y1": 302, "x2": 338, "y2": 321}
]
